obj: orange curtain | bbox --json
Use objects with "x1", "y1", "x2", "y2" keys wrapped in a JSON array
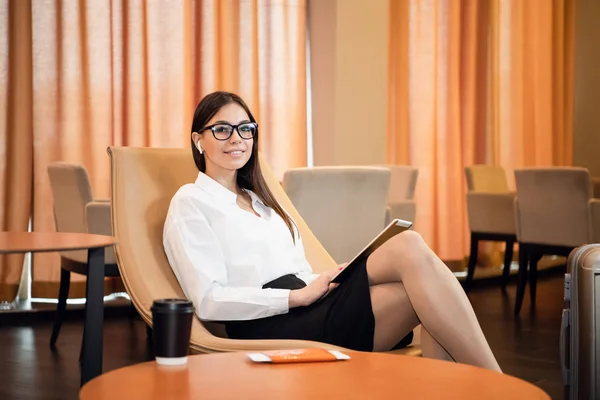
[
  {"x1": 387, "y1": 0, "x2": 575, "y2": 261},
  {"x1": 494, "y1": 0, "x2": 575, "y2": 179},
  {"x1": 0, "y1": 0, "x2": 34, "y2": 301},
  {"x1": 0, "y1": 0, "x2": 307, "y2": 300}
]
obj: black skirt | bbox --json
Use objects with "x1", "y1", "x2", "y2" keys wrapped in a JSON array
[{"x1": 224, "y1": 259, "x2": 413, "y2": 352}]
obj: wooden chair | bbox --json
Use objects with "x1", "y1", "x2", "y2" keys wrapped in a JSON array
[
  {"x1": 108, "y1": 147, "x2": 421, "y2": 356},
  {"x1": 47, "y1": 162, "x2": 118, "y2": 347},
  {"x1": 384, "y1": 165, "x2": 419, "y2": 225},
  {"x1": 513, "y1": 167, "x2": 600, "y2": 314},
  {"x1": 282, "y1": 166, "x2": 391, "y2": 264},
  {"x1": 464, "y1": 165, "x2": 517, "y2": 292}
]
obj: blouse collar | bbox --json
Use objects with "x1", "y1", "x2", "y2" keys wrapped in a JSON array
[{"x1": 195, "y1": 172, "x2": 264, "y2": 206}]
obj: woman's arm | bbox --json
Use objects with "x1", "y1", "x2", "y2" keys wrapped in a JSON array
[
  {"x1": 289, "y1": 268, "x2": 340, "y2": 307},
  {"x1": 163, "y1": 196, "x2": 291, "y2": 321}
]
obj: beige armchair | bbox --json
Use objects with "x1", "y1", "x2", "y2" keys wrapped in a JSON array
[
  {"x1": 464, "y1": 165, "x2": 517, "y2": 292},
  {"x1": 282, "y1": 166, "x2": 391, "y2": 264},
  {"x1": 108, "y1": 147, "x2": 421, "y2": 356},
  {"x1": 384, "y1": 165, "x2": 418, "y2": 226},
  {"x1": 592, "y1": 177, "x2": 600, "y2": 199},
  {"x1": 513, "y1": 167, "x2": 600, "y2": 314},
  {"x1": 47, "y1": 162, "x2": 118, "y2": 347}
]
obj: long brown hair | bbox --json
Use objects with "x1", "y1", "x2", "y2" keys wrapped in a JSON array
[{"x1": 190, "y1": 91, "x2": 298, "y2": 242}]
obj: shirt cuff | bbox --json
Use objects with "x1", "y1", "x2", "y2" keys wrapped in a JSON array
[
  {"x1": 267, "y1": 288, "x2": 291, "y2": 314},
  {"x1": 299, "y1": 273, "x2": 320, "y2": 285}
]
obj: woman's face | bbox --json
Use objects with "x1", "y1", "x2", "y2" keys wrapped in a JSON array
[{"x1": 193, "y1": 102, "x2": 255, "y2": 174}]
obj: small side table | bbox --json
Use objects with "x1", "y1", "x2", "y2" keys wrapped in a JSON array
[
  {"x1": 0, "y1": 232, "x2": 118, "y2": 386},
  {"x1": 80, "y1": 351, "x2": 551, "y2": 399}
]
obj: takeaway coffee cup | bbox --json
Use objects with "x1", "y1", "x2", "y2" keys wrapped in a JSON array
[{"x1": 151, "y1": 298, "x2": 195, "y2": 366}]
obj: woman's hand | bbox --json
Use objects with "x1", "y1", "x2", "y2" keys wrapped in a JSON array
[{"x1": 289, "y1": 265, "x2": 346, "y2": 308}]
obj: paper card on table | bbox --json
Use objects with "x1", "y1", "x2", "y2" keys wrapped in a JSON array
[{"x1": 247, "y1": 348, "x2": 350, "y2": 364}]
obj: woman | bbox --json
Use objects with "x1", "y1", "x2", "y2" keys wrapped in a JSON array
[{"x1": 163, "y1": 91, "x2": 502, "y2": 372}]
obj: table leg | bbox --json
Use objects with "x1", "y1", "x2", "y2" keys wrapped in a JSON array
[{"x1": 80, "y1": 246, "x2": 105, "y2": 387}]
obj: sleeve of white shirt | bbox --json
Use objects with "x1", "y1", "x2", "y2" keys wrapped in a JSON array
[
  {"x1": 290, "y1": 224, "x2": 321, "y2": 285},
  {"x1": 163, "y1": 196, "x2": 291, "y2": 322}
]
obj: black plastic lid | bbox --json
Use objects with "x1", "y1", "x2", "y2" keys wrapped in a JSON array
[{"x1": 151, "y1": 298, "x2": 195, "y2": 313}]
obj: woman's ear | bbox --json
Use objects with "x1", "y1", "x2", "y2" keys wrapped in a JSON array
[{"x1": 192, "y1": 132, "x2": 203, "y2": 154}]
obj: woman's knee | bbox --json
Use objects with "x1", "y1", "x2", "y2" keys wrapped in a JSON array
[
  {"x1": 370, "y1": 230, "x2": 432, "y2": 278},
  {"x1": 383, "y1": 230, "x2": 436, "y2": 273},
  {"x1": 390, "y1": 230, "x2": 428, "y2": 255}
]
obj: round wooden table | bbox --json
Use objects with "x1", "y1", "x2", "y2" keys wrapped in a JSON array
[
  {"x1": 80, "y1": 351, "x2": 550, "y2": 399},
  {"x1": 0, "y1": 231, "x2": 118, "y2": 387},
  {"x1": 0, "y1": 232, "x2": 118, "y2": 254}
]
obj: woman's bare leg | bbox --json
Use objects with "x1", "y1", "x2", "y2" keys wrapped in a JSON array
[
  {"x1": 367, "y1": 230, "x2": 501, "y2": 372},
  {"x1": 370, "y1": 282, "x2": 455, "y2": 362},
  {"x1": 370, "y1": 282, "x2": 418, "y2": 351},
  {"x1": 420, "y1": 327, "x2": 454, "y2": 362}
]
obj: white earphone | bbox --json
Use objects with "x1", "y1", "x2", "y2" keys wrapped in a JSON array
[{"x1": 197, "y1": 141, "x2": 203, "y2": 154}]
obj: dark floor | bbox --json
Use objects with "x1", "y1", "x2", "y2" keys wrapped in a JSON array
[
  {"x1": 467, "y1": 274, "x2": 565, "y2": 399},
  {"x1": 0, "y1": 272, "x2": 566, "y2": 400}
]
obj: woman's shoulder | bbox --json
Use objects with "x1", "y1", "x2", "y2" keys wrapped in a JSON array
[{"x1": 167, "y1": 183, "x2": 213, "y2": 214}]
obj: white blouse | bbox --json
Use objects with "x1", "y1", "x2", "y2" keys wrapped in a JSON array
[{"x1": 162, "y1": 171, "x2": 319, "y2": 322}]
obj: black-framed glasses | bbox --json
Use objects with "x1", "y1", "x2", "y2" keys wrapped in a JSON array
[{"x1": 202, "y1": 122, "x2": 258, "y2": 141}]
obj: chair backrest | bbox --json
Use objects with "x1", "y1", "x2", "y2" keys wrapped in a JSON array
[
  {"x1": 48, "y1": 162, "x2": 94, "y2": 263},
  {"x1": 47, "y1": 162, "x2": 94, "y2": 234},
  {"x1": 108, "y1": 147, "x2": 336, "y2": 341},
  {"x1": 514, "y1": 167, "x2": 592, "y2": 247},
  {"x1": 283, "y1": 166, "x2": 391, "y2": 263},
  {"x1": 386, "y1": 165, "x2": 418, "y2": 202},
  {"x1": 465, "y1": 165, "x2": 510, "y2": 193}
]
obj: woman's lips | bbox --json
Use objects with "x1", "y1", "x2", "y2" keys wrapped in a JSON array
[{"x1": 224, "y1": 150, "x2": 244, "y2": 157}]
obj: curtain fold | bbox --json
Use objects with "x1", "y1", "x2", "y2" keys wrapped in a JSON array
[
  {"x1": 0, "y1": 0, "x2": 33, "y2": 301},
  {"x1": 387, "y1": 0, "x2": 410, "y2": 165},
  {"x1": 498, "y1": 0, "x2": 575, "y2": 182},
  {"x1": 0, "y1": 0, "x2": 307, "y2": 299},
  {"x1": 388, "y1": 0, "x2": 575, "y2": 261}
]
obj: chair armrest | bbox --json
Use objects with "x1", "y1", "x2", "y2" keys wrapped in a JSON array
[
  {"x1": 592, "y1": 178, "x2": 600, "y2": 199},
  {"x1": 466, "y1": 192, "x2": 515, "y2": 234},
  {"x1": 589, "y1": 199, "x2": 600, "y2": 243},
  {"x1": 85, "y1": 201, "x2": 113, "y2": 236},
  {"x1": 94, "y1": 197, "x2": 111, "y2": 203},
  {"x1": 386, "y1": 201, "x2": 417, "y2": 226},
  {"x1": 85, "y1": 201, "x2": 116, "y2": 264}
]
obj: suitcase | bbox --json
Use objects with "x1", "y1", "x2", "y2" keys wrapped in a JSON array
[{"x1": 561, "y1": 244, "x2": 600, "y2": 399}]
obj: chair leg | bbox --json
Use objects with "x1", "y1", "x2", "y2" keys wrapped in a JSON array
[
  {"x1": 146, "y1": 324, "x2": 153, "y2": 343},
  {"x1": 50, "y1": 268, "x2": 71, "y2": 347},
  {"x1": 79, "y1": 296, "x2": 88, "y2": 364},
  {"x1": 465, "y1": 233, "x2": 479, "y2": 293},
  {"x1": 79, "y1": 331, "x2": 85, "y2": 364},
  {"x1": 528, "y1": 251, "x2": 541, "y2": 309},
  {"x1": 129, "y1": 301, "x2": 138, "y2": 320},
  {"x1": 502, "y1": 239, "x2": 515, "y2": 290},
  {"x1": 514, "y1": 245, "x2": 529, "y2": 315}
]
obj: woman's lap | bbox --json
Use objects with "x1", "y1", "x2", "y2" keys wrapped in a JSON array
[{"x1": 224, "y1": 260, "x2": 413, "y2": 351}]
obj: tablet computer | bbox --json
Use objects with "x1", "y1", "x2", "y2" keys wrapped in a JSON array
[{"x1": 331, "y1": 218, "x2": 413, "y2": 283}]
